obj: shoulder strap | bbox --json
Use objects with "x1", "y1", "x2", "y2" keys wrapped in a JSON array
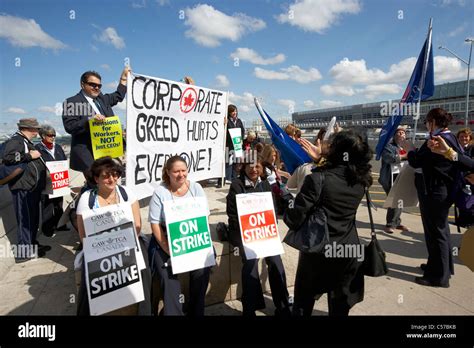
[
  {"x1": 88, "y1": 189, "x2": 97, "y2": 209},
  {"x1": 315, "y1": 170, "x2": 325, "y2": 204},
  {"x1": 118, "y1": 185, "x2": 128, "y2": 202}
]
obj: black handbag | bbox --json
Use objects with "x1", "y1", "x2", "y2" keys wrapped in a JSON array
[
  {"x1": 283, "y1": 172, "x2": 329, "y2": 253},
  {"x1": 363, "y1": 190, "x2": 388, "y2": 277}
]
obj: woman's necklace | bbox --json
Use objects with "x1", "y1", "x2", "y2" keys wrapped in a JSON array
[
  {"x1": 100, "y1": 189, "x2": 117, "y2": 205},
  {"x1": 171, "y1": 182, "x2": 188, "y2": 196}
]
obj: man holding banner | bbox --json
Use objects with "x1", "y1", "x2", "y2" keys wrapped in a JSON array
[{"x1": 62, "y1": 67, "x2": 130, "y2": 174}]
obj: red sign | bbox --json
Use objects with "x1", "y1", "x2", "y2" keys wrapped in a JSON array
[
  {"x1": 51, "y1": 170, "x2": 69, "y2": 190},
  {"x1": 239, "y1": 210, "x2": 278, "y2": 244}
]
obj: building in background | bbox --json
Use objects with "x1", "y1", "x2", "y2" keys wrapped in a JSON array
[{"x1": 292, "y1": 80, "x2": 474, "y2": 133}]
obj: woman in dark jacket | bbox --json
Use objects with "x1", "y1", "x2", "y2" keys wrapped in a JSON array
[
  {"x1": 35, "y1": 125, "x2": 68, "y2": 236},
  {"x1": 226, "y1": 156, "x2": 291, "y2": 317},
  {"x1": 403, "y1": 108, "x2": 463, "y2": 288},
  {"x1": 285, "y1": 130, "x2": 373, "y2": 316}
]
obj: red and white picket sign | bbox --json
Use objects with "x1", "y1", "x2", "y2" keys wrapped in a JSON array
[
  {"x1": 46, "y1": 160, "x2": 70, "y2": 198},
  {"x1": 236, "y1": 192, "x2": 284, "y2": 260}
]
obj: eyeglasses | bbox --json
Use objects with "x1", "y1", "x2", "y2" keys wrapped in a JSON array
[
  {"x1": 86, "y1": 82, "x2": 102, "y2": 89},
  {"x1": 46, "y1": 134, "x2": 56, "y2": 137},
  {"x1": 99, "y1": 172, "x2": 119, "y2": 179}
]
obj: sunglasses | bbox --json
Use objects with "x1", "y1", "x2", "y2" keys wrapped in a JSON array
[
  {"x1": 46, "y1": 134, "x2": 56, "y2": 137},
  {"x1": 85, "y1": 82, "x2": 102, "y2": 89},
  {"x1": 99, "y1": 171, "x2": 119, "y2": 179}
]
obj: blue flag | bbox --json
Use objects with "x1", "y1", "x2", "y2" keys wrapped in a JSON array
[
  {"x1": 375, "y1": 19, "x2": 434, "y2": 160},
  {"x1": 254, "y1": 98, "x2": 312, "y2": 174}
]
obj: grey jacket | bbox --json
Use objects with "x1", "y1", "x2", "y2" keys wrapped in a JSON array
[{"x1": 378, "y1": 142, "x2": 402, "y2": 193}]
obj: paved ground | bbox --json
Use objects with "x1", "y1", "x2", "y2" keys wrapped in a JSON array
[{"x1": 0, "y1": 169, "x2": 473, "y2": 316}]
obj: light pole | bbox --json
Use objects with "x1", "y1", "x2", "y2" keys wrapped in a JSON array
[{"x1": 439, "y1": 38, "x2": 473, "y2": 127}]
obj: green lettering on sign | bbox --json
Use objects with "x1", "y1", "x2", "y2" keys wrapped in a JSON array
[
  {"x1": 232, "y1": 136, "x2": 242, "y2": 151},
  {"x1": 168, "y1": 216, "x2": 211, "y2": 257}
]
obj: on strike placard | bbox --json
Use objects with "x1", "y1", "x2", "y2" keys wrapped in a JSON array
[
  {"x1": 126, "y1": 73, "x2": 227, "y2": 200},
  {"x1": 83, "y1": 224, "x2": 144, "y2": 316},
  {"x1": 46, "y1": 160, "x2": 69, "y2": 198},
  {"x1": 236, "y1": 192, "x2": 284, "y2": 260},
  {"x1": 163, "y1": 197, "x2": 215, "y2": 274}
]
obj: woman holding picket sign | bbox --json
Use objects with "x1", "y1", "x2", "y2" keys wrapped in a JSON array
[
  {"x1": 148, "y1": 155, "x2": 214, "y2": 316},
  {"x1": 75, "y1": 157, "x2": 152, "y2": 315},
  {"x1": 35, "y1": 125, "x2": 68, "y2": 237},
  {"x1": 284, "y1": 130, "x2": 372, "y2": 316},
  {"x1": 226, "y1": 155, "x2": 291, "y2": 317}
]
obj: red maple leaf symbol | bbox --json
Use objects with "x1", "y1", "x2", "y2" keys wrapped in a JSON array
[{"x1": 184, "y1": 93, "x2": 194, "y2": 107}]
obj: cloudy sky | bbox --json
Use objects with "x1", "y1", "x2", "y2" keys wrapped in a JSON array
[{"x1": 0, "y1": 0, "x2": 473, "y2": 134}]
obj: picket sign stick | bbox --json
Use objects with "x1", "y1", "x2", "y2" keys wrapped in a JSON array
[{"x1": 221, "y1": 91, "x2": 229, "y2": 187}]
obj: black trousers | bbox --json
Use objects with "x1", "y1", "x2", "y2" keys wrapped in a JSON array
[
  {"x1": 292, "y1": 252, "x2": 363, "y2": 317},
  {"x1": 240, "y1": 254, "x2": 290, "y2": 316},
  {"x1": 152, "y1": 245, "x2": 210, "y2": 316},
  {"x1": 415, "y1": 175, "x2": 454, "y2": 284},
  {"x1": 11, "y1": 187, "x2": 41, "y2": 257},
  {"x1": 40, "y1": 196, "x2": 64, "y2": 237}
]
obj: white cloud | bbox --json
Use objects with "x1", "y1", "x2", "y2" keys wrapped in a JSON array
[
  {"x1": 320, "y1": 84, "x2": 355, "y2": 96},
  {"x1": 0, "y1": 14, "x2": 66, "y2": 50},
  {"x1": 215, "y1": 75, "x2": 230, "y2": 88},
  {"x1": 96, "y1": 27, "x2": 125, "y2": 49},
  {"x1": 255, "y1": 65, "x2": 322, "y2": 83},
  {"x1": 322, "y1": 54, "x2": 470, "y2": 101},
  {"x1": 156, "y1": 0, "x2": 170, "y2": 5},
  {"x1": 434, "y1": 56, "x2": 470, "y2": 82},
  {"x1": 228, "y1": 91, "x2": 256, "y2": 113},
  {"x1": 320, "y1": 100, "x2": 343, "y2": 108},
  {"x1": 328, "y1": 57, "x2": 417, "y2": 85},
  {"x1": 184, "y1": 4, "x2": 265, "y2": 47},
  {"x1": 37, "y1": 106, "x2": 56, "y2": 114},
  {"x1": 5, "y1": 107, "x2": 26, "y2": 114},
  {"x1": 100, "y1": 64, "x2": 111, "y2": 70},
  {"x1": 277, "y1": 99, "x2": 296, "y2": 108},
  {"x1": 230, "y1": 47, "x2": 285, "y2": 65},
  {"x1": 277, "y1": 0, "x2": 361, "y2": 33},
  {"x1": 304, "y1": 100, "x2": 315, "y2": 108},
  {"x1": 357, "y1": 84, "x2": 402, "y2": 99}
]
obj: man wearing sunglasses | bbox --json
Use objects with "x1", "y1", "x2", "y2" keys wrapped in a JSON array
[{"x1": 62, "y1": 66, "x2": 131, "y2": 175}]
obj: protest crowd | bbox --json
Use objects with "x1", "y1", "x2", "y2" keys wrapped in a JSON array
[{"x1": 1, "y1": 65, "x2": 472, "y2": 317}]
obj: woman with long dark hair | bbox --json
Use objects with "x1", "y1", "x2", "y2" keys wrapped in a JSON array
[{"x1": 285, "y1": 130, "x2": 373, "y2": 316}]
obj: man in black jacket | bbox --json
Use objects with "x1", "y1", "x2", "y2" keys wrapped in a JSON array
[
  {"x1": 62, "y1": 67, "x2": 130, "y2": 174},
  {"x1": 2, "y1": 118, "x2": 49, "y2": 261}
]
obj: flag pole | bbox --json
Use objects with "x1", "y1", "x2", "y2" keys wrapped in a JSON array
[{"x1": 412, "y1": 18, "x2": 433, "y2": 142}]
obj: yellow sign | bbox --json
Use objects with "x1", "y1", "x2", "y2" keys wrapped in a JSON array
[{"x1": 89, "y1": 116, "x2": 124, "y2": 159}]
